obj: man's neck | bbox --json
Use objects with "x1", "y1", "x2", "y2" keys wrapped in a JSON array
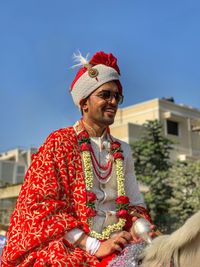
[{"x1": 82, "y1": 118, "x2": 106, "y2": 137}]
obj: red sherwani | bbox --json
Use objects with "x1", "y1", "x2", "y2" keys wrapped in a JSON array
[
  {"x1": 1, "y1": 126, "x2": 151, "y2": 267},
  {"x1": 2, "y1": 127, "x2": 99, "y2": 266}
]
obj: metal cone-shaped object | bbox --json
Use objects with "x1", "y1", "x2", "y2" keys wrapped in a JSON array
[{"x1": 132, "y1": 218, "x2": 152, "y2": 244}]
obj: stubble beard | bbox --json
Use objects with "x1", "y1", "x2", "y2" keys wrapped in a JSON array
[{"x1": 97, "y1": 115, "x2": 115, "y2": 126}]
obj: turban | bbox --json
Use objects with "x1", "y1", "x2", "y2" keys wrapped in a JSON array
[{"x1": 70, "y1": 51, "x2": 122, "y2": 107}]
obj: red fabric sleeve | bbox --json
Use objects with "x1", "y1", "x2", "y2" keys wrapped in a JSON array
[{"x1": 1, "y1": 129, "x2": 98, "y2": 266}]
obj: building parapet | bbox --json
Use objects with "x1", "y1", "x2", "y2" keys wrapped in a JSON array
[{"x1": 0, "y1": 184, "x2": 22, "y2": 199}]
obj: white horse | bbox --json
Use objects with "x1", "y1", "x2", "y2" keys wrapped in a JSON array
[{"x1": 141, "y1": 211, "x2": 200, "y2": 267}]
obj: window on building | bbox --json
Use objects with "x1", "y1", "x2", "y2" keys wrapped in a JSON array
[
  {"x1": 16, "y1": 165, "x2": 26, "y2": 184},
  {"x1": 167, "y1": 120, "x2": 179, "y2": 136}
]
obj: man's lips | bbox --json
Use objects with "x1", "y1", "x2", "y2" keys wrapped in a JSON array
[{"x1": 104, "y1": 108, "x2": 116, "y2": 115}]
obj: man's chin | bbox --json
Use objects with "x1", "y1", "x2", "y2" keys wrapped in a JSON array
[{"x1": 103, "y1": 117, "x2": 115, "y2": 125}]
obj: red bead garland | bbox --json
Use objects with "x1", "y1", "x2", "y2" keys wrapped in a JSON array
[{"x1": 77, "y1": 120, "x2": 130, "y2": 225}]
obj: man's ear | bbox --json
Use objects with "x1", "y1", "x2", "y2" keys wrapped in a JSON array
[{"x1": 80, "y1": 98, "x2": 88, "y2": 113}]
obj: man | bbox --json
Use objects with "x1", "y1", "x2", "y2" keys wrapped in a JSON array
[{"x1": 2, "y1": 51, "x2": 152, "y2": 266}]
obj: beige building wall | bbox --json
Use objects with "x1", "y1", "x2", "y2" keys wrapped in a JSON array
[
  {"x1": 114, "y1": 99, "x2": 160, "y2": 125},
  {"x1": 111, "y1": 98, "x2": 200, "y2": 161},
  {"x1": 112, "y1": 123, "x2": 145, "y2": 145},
  {"x1": 0, "y1": 149, "x2": 35, "y2": 230},
  {"x1": 111, "y1": 123, "x2": 129, "y2": 143}
]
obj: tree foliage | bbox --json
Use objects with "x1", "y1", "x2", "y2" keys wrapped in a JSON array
[
  {"x1": 131, "y1": 120, "x2": 173, "y2": 232},
  {"x1": 132, "y1": 120, "x2": 172, "y2": 232},
  {"x1": 144, "y1": 171, "x2": 173, "y2": 232},
  {"x1": 168, "y1": 160, "x2": 200, "y2": 231},
  {"x1": 131, "y1": 119, "x2": 200, "y2": 233},
  {"x1": 131, "y1": 120, "x2": 173, "y2": 184}
]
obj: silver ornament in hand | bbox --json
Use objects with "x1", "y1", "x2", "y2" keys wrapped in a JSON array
[{"x1": 131, "y1": 218, "x2": 152, "y2": 245}]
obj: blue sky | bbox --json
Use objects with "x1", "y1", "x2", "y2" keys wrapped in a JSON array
[{"x1": 1, "y1": 0, "x2": 200, "y2": 152}]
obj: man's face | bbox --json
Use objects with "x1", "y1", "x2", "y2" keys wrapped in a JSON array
[{"x1": 81, "y1": 81, "x2": 122, "y2": 127}]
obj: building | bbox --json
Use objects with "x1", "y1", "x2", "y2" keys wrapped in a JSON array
[
  {"x1": 111, "y1": 98, "x2": 200, "y2": 161},
  {"x1": 0, "y1": 148, "x2": 37, "y2": 230},
  {"x1": 0, "y1": 148, "x2": 37, "y2": 185}
]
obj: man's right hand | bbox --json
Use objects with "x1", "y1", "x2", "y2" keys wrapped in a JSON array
[{"x1": 94, "y1": 231, "x2": 132, "y2": 259}]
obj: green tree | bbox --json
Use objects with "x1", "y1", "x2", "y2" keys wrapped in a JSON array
[
  {"x1": 145, "y1": 171, "x2": 173, "y2": 232},
  {"x1": 131, "y1": 120, "x2": 173, "y2": 232},
  {"x1": 168, "y1": 160, "x2": 200, "y2": 231},
  {"x1": 132, "y1": 120, "x2": 173, "y2": 184}
]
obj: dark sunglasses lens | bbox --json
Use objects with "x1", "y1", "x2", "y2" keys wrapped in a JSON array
[
  {"x1": 99, "y1": 91, "x2": 123, "y2": 104},
  {"x1": 115, "y1": 93, "x2": 123, "y2": 104},
  {"x1": 115, "y1": 93, "x2": 120, "y2": 102},
  {"x1": 102, "y1": 91, "x2": 111, "y2": 99}
]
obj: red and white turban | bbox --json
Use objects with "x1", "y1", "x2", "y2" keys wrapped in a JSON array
[{"x1": 70, "y1": 51, "x2": 122, "y2": 107}]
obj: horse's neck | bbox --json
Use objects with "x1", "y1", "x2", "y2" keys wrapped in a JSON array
[{"x1": 174, "y1": 232, "x2": 200, "y2": 267}]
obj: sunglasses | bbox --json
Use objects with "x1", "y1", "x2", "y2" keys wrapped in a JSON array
[{"x1": 92, "y1": 90, "x2": 124, "y2": 105}]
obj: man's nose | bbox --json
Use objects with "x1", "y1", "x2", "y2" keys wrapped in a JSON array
[{"x1": 108, "y1": 95, "x2": 118, "y2": 105}]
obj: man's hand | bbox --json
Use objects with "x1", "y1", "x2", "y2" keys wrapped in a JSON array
[{"x1": 95, "y1": 231, "x2": 132, "y2": 259}]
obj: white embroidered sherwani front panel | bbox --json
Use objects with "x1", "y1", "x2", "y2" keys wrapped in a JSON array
[{"x1": 89, "y1": 134, "x2": 145, "y2": 234}]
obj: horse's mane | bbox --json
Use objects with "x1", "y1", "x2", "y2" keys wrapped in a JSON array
[
  {"x1": 141, "y1": 211, "x2": 200, "y2": 267},
  {"x1": 167, "y1": 211, "x2": 200, "y2": 247}
]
